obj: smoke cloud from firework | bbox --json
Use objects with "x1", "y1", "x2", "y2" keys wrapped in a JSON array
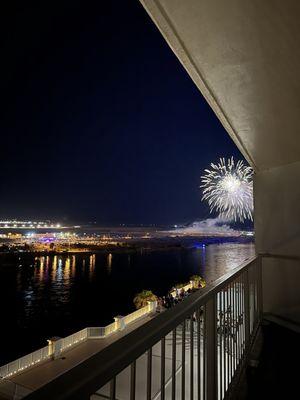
[
  {"x1": 171, "y1": 218, "x2": 239, "y2": 236},
  {"x1": 200, "y1": 157, "x2": 253, "y2": 223}
]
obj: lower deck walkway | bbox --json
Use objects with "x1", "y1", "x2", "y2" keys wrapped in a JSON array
[{"x1": 0, "y1": 313, "x2": 156, "y2": 399}]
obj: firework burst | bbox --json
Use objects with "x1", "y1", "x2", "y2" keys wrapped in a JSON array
[{"x1": 200, "y1": 157, "x2": 253, "y2": 222}]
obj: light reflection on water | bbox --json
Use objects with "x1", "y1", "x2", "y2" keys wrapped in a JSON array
[
  {"x1": 203, "y1": 242, "x2": 255, "y2": 282},
  {"x1": 0, "y1": 241, "x2": 254, "y2": 364},
  {"x1": 107, "y1": 253, "x2": 112, "y2": 273}
]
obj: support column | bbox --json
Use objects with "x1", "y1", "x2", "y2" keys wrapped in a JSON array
[
  {"x1": 114, "y1": 315, "x2": 125, "y2": 331},
  {"x1": 47, "y1": 337, "x2": 62, "y2": 360},
  {"x1": 147, "y1": 301, "x2": 157, "y2": 313}
]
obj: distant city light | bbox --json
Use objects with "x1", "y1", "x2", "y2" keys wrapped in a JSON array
[{"x1": 0, "y1": 220, "x2": 68, "y2": 229}]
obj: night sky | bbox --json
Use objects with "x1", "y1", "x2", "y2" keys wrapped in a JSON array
[{"x1": 0, "y1": 1, "x2": 245, "y2": 226}]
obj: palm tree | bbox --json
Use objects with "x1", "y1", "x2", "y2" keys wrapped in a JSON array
[{"x1": 133, "y1": 290, "x2": 158, "y2": 309}]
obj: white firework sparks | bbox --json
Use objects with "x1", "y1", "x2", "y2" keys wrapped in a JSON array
[{"x1": 200, "y1": 157, "x2": 253, "y2": 222}]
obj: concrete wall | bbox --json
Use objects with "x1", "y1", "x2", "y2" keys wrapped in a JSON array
[
  {"x1": 139, "y1": 0, "x2": 300, "y2": 325},
  {"x1": 255, "y1": 161, "x2": 300, "y2": 324}
]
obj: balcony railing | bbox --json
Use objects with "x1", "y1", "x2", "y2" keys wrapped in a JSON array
[{"x1": 24, "y1": 255, "x2": 261, "y2": 400}]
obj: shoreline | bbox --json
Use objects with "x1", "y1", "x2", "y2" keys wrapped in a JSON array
[{"x1": 0, "y1": 235, "x2": 254, "y2": 257}]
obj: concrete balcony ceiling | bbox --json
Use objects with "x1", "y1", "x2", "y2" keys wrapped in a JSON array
[{"x1": 140, "y1": 0, "x2": 300, "y2": 172}]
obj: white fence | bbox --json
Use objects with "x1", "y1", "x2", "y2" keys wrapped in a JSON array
[
  {"x1": 170, "y1": 281, "x2": 194, "y2": 298},
  {"x1": 0, "y1": 346, "x2": 49, "y2": 380},
  {"x1": 87, "y1": 327, "x2": 106, "y2": 338},
  {"x1": 0, "y1": 301, "x2": 157, "y2": 380},
  {"x1": 123, "y1": 303, "x2": 152, "y2": 325},
  {"x1": 60, "y1": 328, "x2": 88, "y2": 352},
  {"x1": 104, "y1": 321, "x2": 117, "y2": 336}
]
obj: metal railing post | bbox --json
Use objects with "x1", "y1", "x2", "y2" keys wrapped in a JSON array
[
  {"x1": 244, "y1": 271, "x2": 250, "y2": 349},
  {"x1": 205, "y1": 295, "x2": 217, "y2": 400},
  {"x1": 258, "y1": 256, "x2": 263, "y2": 320}
]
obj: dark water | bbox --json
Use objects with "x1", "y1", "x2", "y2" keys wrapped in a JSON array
[{"x1": 0, "y1": 240, "x2": 254, "y2": 364}]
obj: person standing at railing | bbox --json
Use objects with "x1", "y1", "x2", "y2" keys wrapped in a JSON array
[
  {"x1": 180, "y1": 288, "x2": 185, "y2": 300},
  {"x1": 156, "y1": 297, "x2": 164, "y2": 313},
  {"x1": 166, "y1": 293, "x2": 174, "y2": 308}
]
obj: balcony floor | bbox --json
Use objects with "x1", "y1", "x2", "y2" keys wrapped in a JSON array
[{"x1": 243, "y1": 320, "x2": 300, "y2": 399}]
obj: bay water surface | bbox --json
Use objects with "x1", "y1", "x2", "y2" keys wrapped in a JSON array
[{"x1": 0, "y1": 239, "x2": 254, "y2": 364}]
